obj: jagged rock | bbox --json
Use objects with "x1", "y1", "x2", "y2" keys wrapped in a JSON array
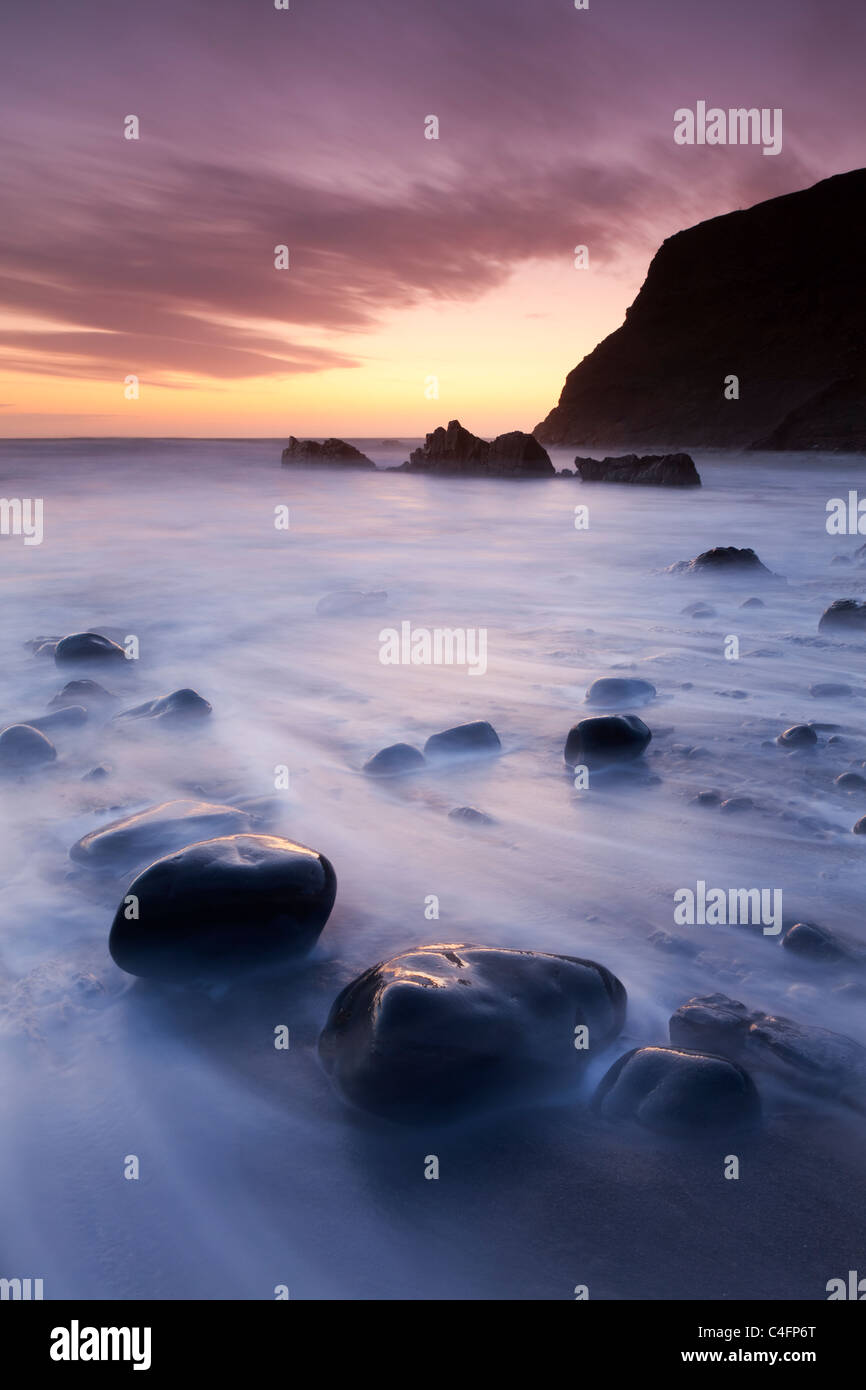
[
  {"x1": 115, "y1": 688, "x2": 212, "y2": 725},
  {"x1": 819, "y1": 600, "x2": 866, "y2": 635},
  {"x1": 534, "y1": 170, "x2": 866, "y2": 450},
  {"x1": 315, "y1": 590, "x2": 388, "y2": 616},
  {"x1": 594, "y1": 1046, "x2": 761, "y2": 1135},
  {"x1": 281, "y1": 437, "x2": 375, "y2": 468},
  {"x1": 574, "y1": 452, "x2": 701, "y2": 487},
  {"x1": 363, "y1": 743, "x2": 425, "y2": 777},
  {"x1": 669, "y1": 992, "x2": 866, "y2": 1107},
  {"x1": 70, "y1": 799, "x2": 252, "y2": 874},
  {"x1": 585, "y1": 677, "x2": 656, "y2": 708},
  {"x1": 0, "y1": 724, "x2": 57, "y2": 770},
  {"x1": 401, "y1": 420, "x2": 554, "y2": 477},
  {"x1": 564, "y1": 714, "x2": 651, "y2": 769},
  {"x1": 109, "y1": 834, "x2": 337, "y2": 979},
  {"x1": 54, "y1": 632, "x2": 126, "y2": 665},
  {"x1": 424, "y1": 721, "x2": 501, "y2": 760},
  {"x1": 666, "y1": 546, "x2": 775, "y2": 579},
  {"x1": 319, "y1": 944, "x2": 626, "y2": 1123}
]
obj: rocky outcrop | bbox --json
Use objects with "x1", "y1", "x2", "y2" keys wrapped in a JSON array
[
  {"x1": 402, "y1": 420, "x2": 554, "y2": 477},
  {"x1": 281, "y1": 437, "x2": 375, "y2": 468},
  {"x1": 819, "y1": 599, "x2": 866, "y2": 635},
  {"x1": 666, "y1": 546, "x2": 776, "y2": 578},
  {"x1": 574, "y1": 453, "x2": 701, "y2": 486},
  {"x1": 534, "y1": 169, "x2": 866, "y2": 451}
]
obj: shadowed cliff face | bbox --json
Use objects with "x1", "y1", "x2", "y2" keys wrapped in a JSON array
[{"x1": 534, "y1": 169, "x2": 866, "y2": 452}]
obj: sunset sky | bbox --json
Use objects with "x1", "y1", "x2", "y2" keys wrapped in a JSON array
[{"x1": 0, "y1": 0, "x2": 864, "y2": 437}]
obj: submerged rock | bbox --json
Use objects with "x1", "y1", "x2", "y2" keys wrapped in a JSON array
[
  {"x1": 564, "y1": 714, "x2": 652, "y2": 769},
  {"x1": 740, "y1": 596, "x2": 765, "y2": 609},
  {"x1": 777, "y1": 723, "x2": 818, "y2": 748},
  {"x1": 71, "y1": 799, "x2": 252, "y2": 874},
  {"x1": 281, "y1": 437, "x2": 375, "y2": 468},
  {"x1": 115, "y1": 688, "x2": 212, "y2": 725},
  {"x1": 363, "y1": 743, "x2": 425, "y2": 777},
  {"x1": 835, "y1": 771, "x2": 866, "y2": 790},
  {"x1": 594, "y1": 1045, "x2": 761, "y2": 1135},
  {"x1": 424, "y1": 721, "x2": 501, "y2": 760},
  {"x1": 811, "y1": 682, "x2": 853, "y2": 698},
  {"x1": 401, "y1": 420, "x2": 554, "y2": 478},
  {"x1": 315, "y1": 590, "x2": 388, "y2": 617},
  {"x1": 781, "y1": 921, "x2": 850, "y2": 962},
  {"x1": 584, "y1": 677, "x2": 656, "y2": 708},
  {"x1": 448, "y1": 806, "x2": 495, "y2": 825},
  {"x1": 818, "y1": 599, "x2": 866, "y2": 635},
  {"x1": 0, "y1": 723, "x2": 57, "y2": 770},
  {"x1": 669, "y1": 992, "x2": 866, "y2": 1106},
  {"x1": 109, "y1": 833, "x2": 337, "y2": 979},
  {"x1": 50, "y1": 679, "x2": 118, "y2": 711},
  {"x1": 681, "y1": 602, "x2": 717, "y2": 618},
  {"x1": 11, "y1": 706, "x2": 87, "y2": 735},
  {"x1": 54, "y1": 632, "x2": 126, "y2": 665},
  {"x1": 666, "y1": 546, "x2": 775, "y2": 579},
  {"x1": 574, "y1": 452, "x2": 701, "y2": 487},
  {"x1": 319, "y1": 944, "x2": 626, "y2": 1123}
]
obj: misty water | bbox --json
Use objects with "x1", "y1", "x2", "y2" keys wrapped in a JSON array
[{"x1": 1, "y1": 438, "x2": 865, "y2": 1299}]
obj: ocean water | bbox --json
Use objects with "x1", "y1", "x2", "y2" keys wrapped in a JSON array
[{"x1": 0, "y1": 438, "x2": 864, "y2": 1299}]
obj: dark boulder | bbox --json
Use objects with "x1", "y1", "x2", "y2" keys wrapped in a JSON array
[
  {"x1": 819, "y1": 599, "x2": 866, "y2": 635},
  {"x1": 402, "y1": 420, "x2": 554, "y2": 477},
  {"x1": 594, "y1": 1045, "x2": 761, "y2": 1135},
  {"x1": 424, "y1": 721, "x2": 501, "y2": 760},
  {"x1": 281, "y1": 437, "x2": 375, "y2": 468},
  {"x1": 0, "y1": 723, "x2": 57, "y2": 771},
  {"x1": 811, "y1": 682, "x2": 853, "y2": 698},
  {"x1": 740, "y1": 597, "x2": 765, "y2": 608},
  {"x1": 585, "y1": 677, "x2": 656, "y2": 708},
  {"x1": 564, "y1": 714, "x2": 651, "y2": 769},
  {"x1": 319, "y1": 943, "x2": 626, "y2": 1123},
  {"x1": 109, "y1": 833, "x2": 337, "y2": 979},
  {"x1": 11, "y1": 706, "x2": 87, "y2": 735},
  {"x1": 115, "y1": 688, "x2": 212, "y2": 725},
  {"x1": 363, "y1": 743, "x2": 425, "y2": 777},
  {"x1": 835, "y1": 771, "x2": 866, "y2": 790},
  {"x1": 574, "y1": 452, "x2": 701, "y2": 487},
  {"x1": 50, "y1": 679, "x2": 118, "y2": 711},
  {"x1": 781, "y1": 921, "x2": 849, "y2": 962},
  {"x1": 669, "y1": 992, "x2": 866, "y2": 1106},
  {"x1": 71, "y1": 799, "x2": 252, "y2": 874},
  {"x1": 777, "y1": 723, "x2": 818, "y2": 748},
  {"x1": 54, "y1": 632, "x2": 126, "y2": 665},
  {"x1": 666, "y1": 546, "x2": 776, "y2": 579}
]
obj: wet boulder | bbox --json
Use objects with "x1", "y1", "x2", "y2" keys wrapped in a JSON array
[
  {"x1": 819, "y1": 600, "x2": 866, "y2": 635},
  {"x1": 564, "y1": 714, "x2": 651, "y2": 769},
  {"x1": 109, "y1": 833, "x2": 337, "y2": 979},
  {"x1": 362, "y1": 743, "x2": 425, "y2": 777},
  {"x1": 594, "y1": 1046, "x2": 761, "y2": 1135},
  {"x1": 424, "y1": 721, "x2": 501, "y2": 760},
  {"x1": 666, "y1": 546, "x2": 776, "y2": 579},
  {"x1": 70, "y1": 799, "x2": 252, "y2": 875},
  {"x1": 585, "y1": 677, "x2": 656, "y2": 708},
  {"x1": 17, "y1": 706, "x2": 87, "y2": 735},
  {"x1": 781, "y1": 921, "x2": 850, "y2": 963},
  {"x1": 54, "y1": 632, "x2": 126, "y2": 665},
  {"x1": 669, "y1": 992, "x2": 866, "y2": 1107},
  {"x1": 319, "y1": 943, "x2": 626, "y2": 1123},
  {"x1": 115, "y1": 688, "x2": 212, "y2": 726},
  {"x1": 0, "y1": 723, "x2": 57, "y2": 771},
  {"x1": 835, "y1": 771, "x2": 866, "y2": 790}
]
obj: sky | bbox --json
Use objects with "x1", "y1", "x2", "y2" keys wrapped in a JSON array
[{"x1": 0, "y1": 0, "x2": 864, "y2": 437}]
